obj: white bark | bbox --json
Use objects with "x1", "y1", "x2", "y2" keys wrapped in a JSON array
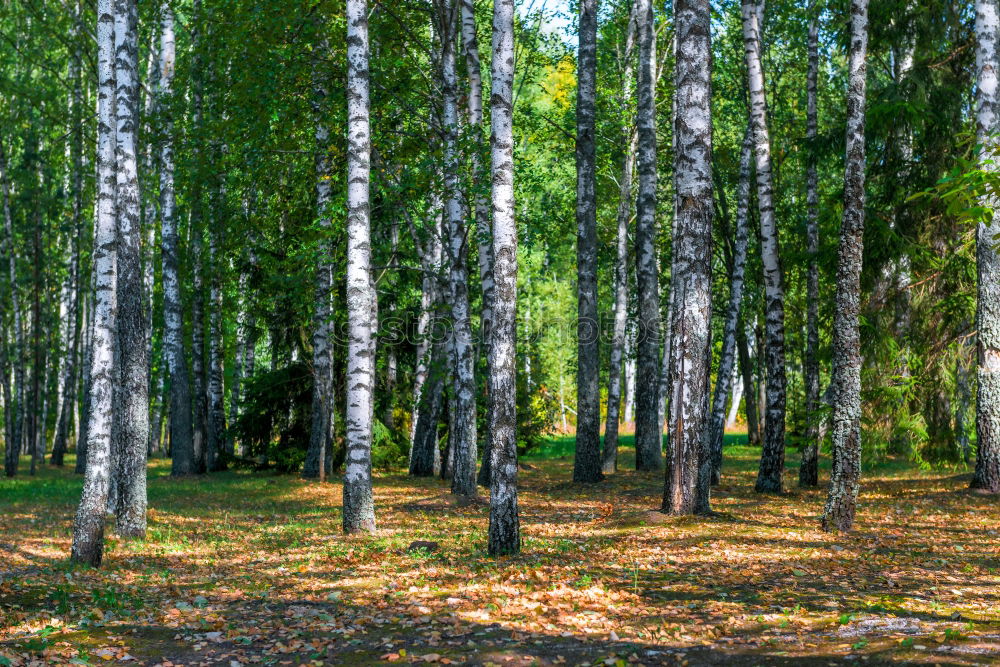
[
  {"x1": 344, "y1": 0, "x2": 377, "y2": 533},
  {"x1": 487, "y1": 0, "x2": 521, "y2": 556},
  {"x1": 664, "y1": 0, "x2": 713, "y2": 516},
  {"x1": 159, "y1": 3, "x2": 195, "y2": 476},
  {"x1": 72, "y1": 0, "x2": 118, "y2": 565},
  {"x1": 742, "y1": 0, "x2": 787, "y2": 494},
  {"x1": 973, "y1": 0, "x2": 1000, "y2": 493}
]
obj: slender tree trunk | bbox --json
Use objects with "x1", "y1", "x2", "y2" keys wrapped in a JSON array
[
  {"x1": 304, "y1": 39, "x2": 335, "y2": 480},
  {"x1": 409, "y1": 212, "x2": 444, "y2": 475},
  {"x1": 0, "y1": 138, "x2": 24, "y2": 478},
  {"x1": 344, "y1": 0, "x2": 377, "y2": 534},
  {"x1": 110, "y1": 0, "x2": 147, "y2": 538},
  {"x1": 206, "y1": 200, "x2": 225, "y2": 470},
  {"x1": 663, "y1": 0, "x2": 713, "y2": 515},
  {"x1": 973, "y1": 0, "x2": 1000, "y2": 493},
  {"x1": 435, "y1": 0, "x2": 478, "y2": 497},
  {"x1": 741, "y1": 0, "x2": 787, "y2": 494},
  {"x1": 52, "y1": 29, "x2": 83, "y2": 465},
  {"x1": 487, "y1": 0, "x2": 521, "y2": 556},
  {"x1": 956, "y1": 352, "x2": 972, "y2": 463},
  {"x1": 634, "y1": 0, "x2": 662, "y2": 472},
  {"x1": 603, "y1": 7, "x2": 637, "y2": 474},
  {"x1": 709, "y1": 125, "x2": 753, "y2": 485},
  {"x1": 822, "y1": 0, "x2": 870, "y2": 530},
  {"x1": 800, "y1": 0, "x2": 821, "y2": 488},
  {"x1": 189, "y1": 0, "x2": 207, "y2": 474},
  {"x1": 71, "y1": 0, "x2": 118, "y2": 565},
  {"x1": 571, "y1": 0, "x2": 602, "y2": 483},
  {"x1": 623, "y1": 324, "x2": 636, "y2": 424},
  {"x1": 76, "y1": 284, "x2": 94, "y2": 473},
  {"x1": 159, "y1": 4, "x2": 195, "y2": 476},
  {"x1": 458, "y1": 0, "x2": 496, "y2": 488}
]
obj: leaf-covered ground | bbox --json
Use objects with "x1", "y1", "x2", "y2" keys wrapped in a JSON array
[{"x1": 2, "y1": 437, "x2": 999, "y2": 666}]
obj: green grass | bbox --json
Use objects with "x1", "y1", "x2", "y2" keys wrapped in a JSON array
[{"x1": 525, "y1": 431, "x2": 751, "y2": 460}]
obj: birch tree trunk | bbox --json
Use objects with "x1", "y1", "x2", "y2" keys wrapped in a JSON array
[
  {"x1": 623, "y1": 324, "x2": 636, "y2": 424},
  {"x1": 488, "y1": 0, "x2": 521, "y2": 556},
  {"x1": 71, "y1": 0, "x2": 118, "y2": 565},
  {"x1": 603, "y1": 8, "x2": 637, "y2": 475},
  {"x1": 52, "y1": 14, "x2": 84, "y2": 466},
  {"x1": 111, "y1": 0, "x2": 148, "y2": 538},
  {"x1": 304, "y1": 39, "x2": 336, "y2": 481},
  {"x1": 800, "y1": 0, "x2": 821, "y2": 487},
  {"x1": 0, "y1": 138, "x2": 24, "y2": 478},
  {"x1": 457, "y1": 0, "x2": 497, "y2": 488},
  {"x1": 708, "y1": 125, "x2": 752, "y2": 486},
  {"x1": 822, "y1": 0, "x2": 870, "y2": 530},
  {"x1": 742, "y1": 0, "x2": 787, "y2": 494},
  {"x1": 344, "y1": 0, "x2": 377, "y2": 534},
  {"x1": 634, "y1": 0, "x2": 663, "y2": 472},
  {"x1": 159, "y1": 4, "x2": 195, "y2": 476},
  {"x1": 663, "y1": 0, "x2": 713, "y2": 515},
  {"x1": 973, "y1": 0, "x2": 1000, "y2": 493},
  {"x1": 206, "y1": 196, "x2": 226, "y2": 470},
  {"x1": 189, "y1": 0, "x2": 207, "y2": 473},
  {"x1": 435, "y1": 0, "x2": 478, "y2": 498},
  {"x1": 572, "y1": 0, "x2": 602, "y2": 483}
]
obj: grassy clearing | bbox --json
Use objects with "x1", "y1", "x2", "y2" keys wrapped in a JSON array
[{"x1": 1, "y1": 439, "x2": 999, "y2": 665}]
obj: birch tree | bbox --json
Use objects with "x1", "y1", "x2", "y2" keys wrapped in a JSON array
[
  {"x1": 458, "y1": 0, "x2": 497, "y2": 488},
  {"x1": 800, "y1": 0, "x2": 821, "y2": 487},
  {"x1": 663, "y1": 0, "x2": 713, "y2": 515},
  {"x1": 603, "y1": 6, "x2": 638, "y2": 476},
  {"x1": 343, "y1": 0, "x2": 376, "y2": 534},
  {"x1": 572, "y1": 0, "x2": 602, "y2": 484},
  {"x1": 71, "y1": 0, "x2": 118, "y2": 565},
  {"x1": 112, "y1": 0, "x2": 148, "y2": 538},
  {"x1": 741, "y1": 0, "x2": 787, "y2": 494},
  {"x1": 972, "y1": 0, "x2": 1000, "y2": 493},
  {"x1": 822, "y1": 0, "x2": 870, "y2": 531},
  {"x1": 304, "y1": 37, "x2": 335, "y2": 482},
  {"x1": 708, "y1": 125, "x2": 752, "y2": 486},
  {"x1": 435, "y1": 0, "x2": 478, "y2": 498},
  {"x1": 634, "y1": 0, "x2": 662, "y2": 472},
  {"x1": 159, "y1": 4, "x2": 195, "y2": 476},
  {"x1": 0, "y1": 138, "x2": 24, "y2": 479},
  {"x1": 488, "y1": 0, "x2": 521, "y2": 556}
]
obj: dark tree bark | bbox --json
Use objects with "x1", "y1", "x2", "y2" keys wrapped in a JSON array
[
  {"x1": 573, "y1": 0, "x2": 602, "y2": 484},
  {"x1": 822, "y1": 0, "x2": 870, "y2": 531},
  {"x1": 634, "y1": 0, "x2": 663, "y2": 472},
  {"x1": 800, "y1": 0, "x2": 821, "y2": 488},
  {"x1": 112, "y1": 0, "x2": 149, "y2": 538}
]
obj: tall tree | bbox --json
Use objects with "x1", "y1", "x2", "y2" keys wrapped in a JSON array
[
  {"x1": 112, "y1": 0, "x2": 148, "y2": 538},
  {"x1": 343, "y1": 0, "x2": 377, "y2": 534},
  {"x1": 822, "y1": 0, "x2": 870, "y2": 531},
  {"x1": 458, "y1": 0, "x2": 497, "y2": 489},
  {"x1": 603, "y1": 6, "x2": 638, "y2": 476},
  {"x1": 573, "y1": 0, "x2": 602, "y2": 484},
  {"x1": 71, "y1": 0, "x2": 118, "y2": 566},
  {"x1": 664, "y1": 0, "x2": 713, "y2": 515},
  {"x1": 51, "y1": 3, "x2": 84, "y2": 467},
  {"x1": 435, "y1": 0, "x2": 478, "y2": 498},
  {"x1": 303, "y1": 36, "x2": 335, "y2": 482},
  {"x1": 160, "y1": 3, "x2": 195, "y2": 476},
  {"x1": 634, "y1": 0, "x2": 662, "y2": 472},
  {"x1": 708, "y1": 125, "x2": 752, "y2": 486},
  {"x1": 800, "y1": 0, "x2": 822, "y2": 487},
  {"x1": 972, "y1": 0, "x2": 1000, "y2": 493},
  {"x1": 741, "y1": 0, "x2": 787, "y2": 494},
  {"x1": 0, "y1": 137, "x2": 24, "y2": 479},
  {"x1": 488, "y1": 0, "x2": 521, "y2": 556}
]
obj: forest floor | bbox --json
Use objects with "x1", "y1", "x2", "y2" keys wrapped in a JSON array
[{"x1": 2, "y1": 436, "x2": 999, "y2": 666}]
